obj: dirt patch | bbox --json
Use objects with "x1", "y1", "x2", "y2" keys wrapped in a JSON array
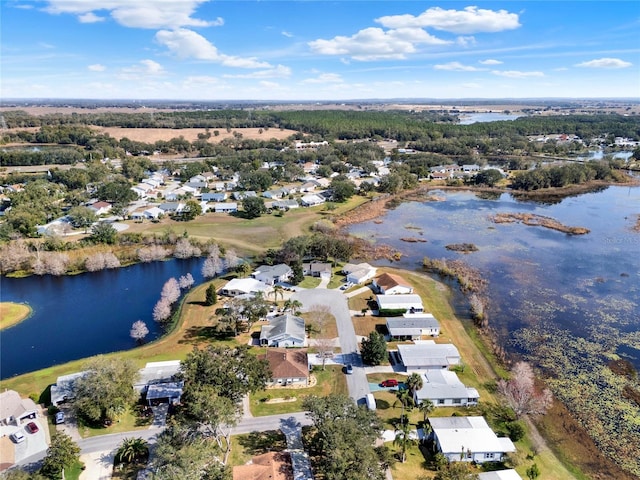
[
  {"x1": 400, "y1": 237, "x2": 427, "y2": 243},
  {"x1": 490, "y1": 212, "x2": 590, "y2": 235}
]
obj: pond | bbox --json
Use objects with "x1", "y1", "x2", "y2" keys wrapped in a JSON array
[
  {"x1": 457, "y1": 112, "x2": 523, "y2": 124},
  {"x1": 1, "y1": 257, "x2": 205, "y2": 379},
  {"x1": 348, "y1": 186, "x2": 640, "y2": 368}
]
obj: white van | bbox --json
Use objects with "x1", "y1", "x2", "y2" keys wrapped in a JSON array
[{"x1": 365, "y1": 393, "x2": 376, "y2": 411}]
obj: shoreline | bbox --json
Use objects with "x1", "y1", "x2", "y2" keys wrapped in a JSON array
[{"x1": 0, "y1": 302, "x2": 32, "y2": 331}]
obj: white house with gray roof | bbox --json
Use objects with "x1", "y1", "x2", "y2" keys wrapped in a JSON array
[
  {"x1": 396, "y1": 341, "x2": 460, "y2": 370},
  {"x1": 414, "y1": 369, "x2": 479, "y2": 407},
  {"x1": 479, "y1": 470, "x2": 523, "y2": 480},
  {"x1": 386, "y1": 313, "x2": 440, "y2": 340},
  {"x1": 428, "y1": 416, "x2": 516, "y2": 463},
  {"x1": 260, "y1": 313, "x2": 306, "y2": 348},
  {"x1": 252, "y1": 264, "x2": 293, "y2": 285},
  {"x1": 376, "y1": 294, "x2": 423, "y2": 313}
]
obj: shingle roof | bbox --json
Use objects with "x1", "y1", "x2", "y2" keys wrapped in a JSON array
[
  {"x1": 233, "y1": 452, "x2": 293, "y2": 480},
  {"x1": 263, "y1": 349, "x2": 309, "y2": 379}
]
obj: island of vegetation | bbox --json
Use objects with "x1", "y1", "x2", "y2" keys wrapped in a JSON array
[
  {"x1": 0, "y1": 302, "x2": 32, "y2": 330},
  {"x1": 489, "y1": 213, "x2": 591, "y2": 235},
  {"x1": 1, "y1": 103, "x2": 639, "y2": 479}
]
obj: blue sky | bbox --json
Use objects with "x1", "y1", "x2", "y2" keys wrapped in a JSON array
[{"x1": 2, "y1": 1, "x2": 639, "y2": 100}]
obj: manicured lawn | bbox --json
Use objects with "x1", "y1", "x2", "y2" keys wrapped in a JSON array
[
  {"x1": 78, "y1": 406, "x2": 153, "y2": 438},
  {"x1": 64, "y1": 460, "x2": 85, "y2": 480},
  {"x1": 351, "y1": 314, "x2": 385, "y2": 337},
  {"x1": 298, "y1": 276, "x2": 321, "y2": 289},
  {"x1": 250, "y1": 365, "x2": 347, "y2": 416},
  {"x1": 0, "y1": 302, "x2": 32, "y2": 330}
]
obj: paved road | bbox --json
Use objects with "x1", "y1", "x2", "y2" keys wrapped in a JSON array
[{"x1": 293, "y1": 289, "x2": 371, "y2": 405}]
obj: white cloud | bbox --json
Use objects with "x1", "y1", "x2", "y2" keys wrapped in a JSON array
[
  {"x1": 309, "y1": 26, "x2": 449, "y2": 61},
  {"x1": 302, "y1": 73, "x2": 344, "y2": 84},
  {"x1": 281, "y1": 31, "x2": 293, "y2": 38},
  {"x1": 155, "y1": 28, "x2": 271, "y2": 68},
  {"x1": 479, "y1": 59, "x2": 502, "y2": 65},
  {"x1": 492, "y1": 70, "x2": 544, "y2": 78},
  {"x1": 42, "y1": 0, "x2": 215, "y2": 29},
  {"x1": 78, "y1": 12, "x2": 104, "y2": 23},
  {"x1": 461, "y1": 82, "x2": 482, "y2": 89},
  {"x1": 224, "y1": 65, "x2": 291, "y2": 79},
  {"x1": 118, "y1": 59, "x2": 165, "y2": 79},
  {"x1": 376, "y1": 6, "x2": 521, "y2": 34},
  {"x1": 88, "y1": 63, "x2": 106, "y2": 72},
  {"x1": 259, "y1": 81, "x2": 281, "y2": 89},
  {"x1": 575, "y1": 57, "x2": 632, "y2": 69},
  {"x1": 434, "y1": 61, "x2": 483, "y2": 72},
  {"x1": 456, "y1": 36, "x2": 476, "y2": 47}
]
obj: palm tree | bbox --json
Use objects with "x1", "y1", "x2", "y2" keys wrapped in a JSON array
[
  {"x1": 271, "y1": 285, "x2": 284, "y2": 305},
  {"x1": 393, "y1": 388, "x2": 414, "y2": 425},
  {"x1": 406, "y1": 372, "x2": 424, "y2": 397},
  {"x1": 418, "y1": 399, "x2": 434, "y2": 426},
  {"x1": 393, "y1": 421, "x2": 415, "y2": 463},
  {"x1": 283, "y1": 299, "x2": 303, "y2": 314},
  {"x1": 115, "y1": 437, "x2": 149, "y2": 464}
]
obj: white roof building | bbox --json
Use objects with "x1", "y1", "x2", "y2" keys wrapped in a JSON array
[
  {"x1": 414, "y1": 369, "x2": 479, "y2": 407},
  {"x1": 386, "y1": 313, "x2": 440, "y2": 339},
  {"x1": 220, "y1": 278, "x2": 269, "y2": 297},
  {"x1": 397, "y1": 341, "x2": 460, "y2": 370},
  {"x1": 429, "y1": 416, "x2": 516, "y2": 464},
  {"x1": 376, "y1": 294, "x2": 423, "y2": 313},
  {"x1": 479, "y1": 470, "x2": 523, "y2": 480}
]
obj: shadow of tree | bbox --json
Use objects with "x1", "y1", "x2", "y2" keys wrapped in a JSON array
[
  {"x1": 237, "y1": 430, "x2": 287, "y2": 455},
  {"x1": 179, "y1": 326, "x2": 234, "y2": 344},
  {"x1": 376, "y1": 399, "x2": 391, "y2": 410}
]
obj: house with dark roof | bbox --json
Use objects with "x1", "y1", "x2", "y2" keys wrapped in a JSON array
[
  {"x1": 373, "y1": 273, "x2": 414, "y2": 295},
  {"x1": 260, "y1": 313, "x2": 306, "y2": 348},
  {"x1": 262, "y1": 349, "x2": 309, "y2": 386}
]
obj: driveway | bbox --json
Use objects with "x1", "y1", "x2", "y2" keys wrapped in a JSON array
[
  {"x1": 292, "y1": 289, "x2": 371, "y2": 404},
  {"x1": 12, "y1": 420, "x2": 48, "y2": 464}
]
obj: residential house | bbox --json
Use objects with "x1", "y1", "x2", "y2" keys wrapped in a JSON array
[
  {"x1": 302, "y1": 261, "x2": 332, "y2": 278},
  {"x1": 413, "y1": 369, "x2": 479, "y2": 407},
  {"x1": 233, "y1": 191, "x2": 257, "y2": 201},
  {"x1": 88, "y1": 201, "x2": 112, "y2": 216},
  {"x1": 295, "y1": 140, "x2": 328, "y2": 150},
  {"x1": 189, "y1": 174, "x2": 207, "y2": 183},
  {"x1": 213, "y1": 181, "x2": 226, "y2": 192},
  {"x1": 262, "y1": 188, "x2": 287, "y2": 199},
  {"x1": 134, "y1": 360, "x2": 184, "y2": 405},
  {"x1": 478, "y1": 470, "x2": 523, "y2": 480},
  {"x1": 131, "y1": 184, "x2": 151, "y2": 198},
  {"x1": 51, "y1": 371, "x2": 89, "y2": 406},
  {"x1": 201, "y1": 192, "x2": 227, "y2": 202},
  {"x1": 142, "y1": 206, "x2": 164, "y2": 219},
  {"x1": 233, "y1": 452, "x2": 293, "y2": 480},
  {"x1": 342, "y1": 262, "x2": 377, "y2": 285},
  {"x1": 428, "y1": 416, "x2": 516, "y2": 463},
  {"x1": 0, "y1": 390, "x2": 38, "y2": 426},
  {"x1": 142, "y1": 178, "x2": 161, "y2": 189},
  {"x1": 300, "y1": 180, "x2": 319, "y2": 192},
  {"x1": 262, "y1": 349, "x2": 309, "y2": 386},
  {"x1": 373, "y1": 273, "x2": 413, "y2": 295},
  {"x1": 260, "y1": 313, "x2": 306, "y2": 348},
  {"x1": 462, "y1": 164, "x2": 481, "y2": 173},
  {"x1": 386, "y1": 313, "x2": 440, "y2": 340},
  {"x1": 273, "y1": 199, "x2": 299, "y2": 210},
  {"x1": 220, "y1": 278, "x2": 269, "y2": 297},
  {"x1": 376, "y1": 294, "x2": 423, "y2": 313},
  {"x1": 213, "y1": 202, "x2": 238, "y2": 213},
  {"x1": 300, "y1": 194, "x2": 325, "y2": 207},
  {"x1": 252, "y1": 264, "x2": 293, "y2": 285},
  {"x1": 396, "y1": 341, "x2": 460, "y2": 370},
  {"x1": 185, "y1": 181, "x2": 207, "y2": 190},
  {"x1": 159, "y1": 202, "x2": 185, "y2": 214}
]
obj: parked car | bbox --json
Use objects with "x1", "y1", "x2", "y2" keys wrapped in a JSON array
[
  {"x1": 26, "y1": 422, "x2": 39, "y2": 434},
  {"x1": 345, "y1": 364, "x2": 354, "y2": 374},
  {"x1": 380, "y1": 379, "x2": 399, "y2": 388},
  {"x1": 55, "y1": 411, "x2": 65, "y2": 424},
  {"x1": 10, "y1": 430, "x2": 25, "y2": 443}
]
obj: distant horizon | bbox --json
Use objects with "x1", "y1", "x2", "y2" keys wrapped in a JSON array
[{"x1": 3, "y1": 1, "x2": 639, "y2": 100}]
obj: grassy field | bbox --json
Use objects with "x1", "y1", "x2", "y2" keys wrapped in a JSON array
[
  {"x1": 0, "y1": 302, "x2": 32, "y2": 330},
  {"x1": 250, "y1": 366, "x2": 347, "y2": 416}
]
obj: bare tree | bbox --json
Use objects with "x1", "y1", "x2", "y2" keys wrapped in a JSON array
[
  {"x1": 178, "y1": 273, "x2": 195, "y2": 289},
  {"x1": 130, "y1": 320, "x2": 149, "y2": 342},
  {"x1": 0, "y1": 239, "x2": 32, "y2": 274},
  {"x1": 498, "y1": 361, "x2": 553, "y2": 417},
  {"x1": 160, "y1": 278, "x2": 181, "y2": 304},
  {"x1": 137, "y1": 245, "x2": 168, "y2": 262},
  {"x1": 207, "y1": 243, "x2": 220, "y2": 257},
  {"x1": 34, "y1": 252, "x2": 69, "y2": 276},
  {"x1": 153, "y1": 298, "x2": 172, "y2": 323},
  {"x1": 307, "y1": 305, "x2": 334, "y2": 370},
  {"x1": 173, "y1": 238, "x2": 201, "y2": 259},
  {"x1": 103, "y1": 252, "x2": 121, "y2": 269},
  {"x1": 224, "y1": 248, "x2": 240, "y2": 271},
  {"x1": 85, "y1": 252, "x2": 121, "y2": 272},
  {"x1": 201, "y1": 252, "x2": 223, "y2": 279}
]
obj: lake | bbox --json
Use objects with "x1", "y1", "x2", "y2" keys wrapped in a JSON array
[
  {"x1": 1, "y1": 257, "x2": 205, "y2": 379},
  {"x1": 458, "y1": 112, "x2": 523, "y2": 124},
  {"x1": 348, "y1": 185, "x2": 640, "y2": 368}
]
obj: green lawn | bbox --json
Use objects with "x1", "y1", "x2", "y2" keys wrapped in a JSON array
[
  {"x1": 229, "y1": 431, "x2": 288, "y2": 468},
  {"x1": 77, "y1": 406, "x2": 153, "y2": 438},
  {"x1": 250, "y1": 365, "x2": 347, "y2": 416},
  {"x1": 64, "y1": 460, "x2": 85, "y2": 480}
]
